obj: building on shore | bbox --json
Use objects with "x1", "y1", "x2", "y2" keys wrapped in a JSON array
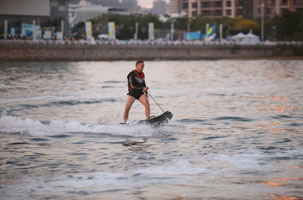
[
  {"x1": 0, "y1": 0, "x2": 69, "y2": 38},
  {"x1": 169, "y1": 0, "x2": 180, "y2": 14},
  {"x1": 120, "y1": 0, "x2": 138, "y2": 10},
  {"x1": 69, "y1": 0, "x2": 143, "y2": 27},
  {"x1": 178, "y1": 0, "x2": 247, "y2": 18},
  {"x1": 293, "y1": 0, "x2": 303, "y2": 12},
  {"x1": 87, "y1": 0, "x2": 120, "y2": 7},
  {"x1": 177, "y1": 0, "x2": 303, "y2": 19},
  {"x1": 71, "y1": 0, "x2": 138, "y2": 10},
  {"x1": 152, "y1": 0, "x2": 168, "y2": 15},
  {"x1": 69, "y1": 0, "x2": 108, "y2": 26},
  {"x1": 253, "y1": 0, "x2": 303, "y2": 19}
]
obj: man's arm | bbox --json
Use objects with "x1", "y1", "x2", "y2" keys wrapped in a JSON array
[{"x1": 143, "y1": 79, "x2": 148, "y2": 92}]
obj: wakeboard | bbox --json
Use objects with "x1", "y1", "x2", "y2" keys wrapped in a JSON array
[{"x1": 138, "y1": 111, "x2": 173, "y2": 127}]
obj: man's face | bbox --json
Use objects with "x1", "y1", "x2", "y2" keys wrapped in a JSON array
[{"x1": 136, "y1": 62, "x2": 144, "y2": 72}]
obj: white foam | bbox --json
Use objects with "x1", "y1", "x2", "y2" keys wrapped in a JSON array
[
  {"x1": 0, "y1": 115, "x2": 156, "y2": 137},
  {"x1": 135, "y1": 159, "x2": 210, "y2": 176},
  {"x1": 1, "y1": 158, "x2": 210, "y2": 199},
  {"x1": 41, "y1": 159, "x2": 209, "y2": 189},
  {"x1": 209, "y1": 147, "x2": 303, "y2": 170},
  {"x1": 51, "y1": 172, "x2": 131, "y2": 188},
  {"x1": 209, "y1": 153, "x2": 263, "y2": 169}
]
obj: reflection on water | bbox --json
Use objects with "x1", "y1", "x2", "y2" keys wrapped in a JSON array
[
  {"x1": 269, "y1": 194, "x2": 301, "y2": 200},
  {"x1": 0, "y1": 60, "x2": 303, "y2": 199},
  {"x1": 260, "y1": 181, "x2": 288, "y2": 187}
]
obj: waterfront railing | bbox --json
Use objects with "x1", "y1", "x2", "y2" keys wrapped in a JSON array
[{"x1": 1, "y1": 39, "x2": 302, "y2": 47}]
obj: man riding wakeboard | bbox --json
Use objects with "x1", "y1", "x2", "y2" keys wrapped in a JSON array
[{"x1": 123, "y1": 60, "x2": 150, "y2": 123}]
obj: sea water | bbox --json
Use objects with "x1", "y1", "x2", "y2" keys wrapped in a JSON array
[{"x1": 0, "y1": 60, "x2": 302, "y2": 199}]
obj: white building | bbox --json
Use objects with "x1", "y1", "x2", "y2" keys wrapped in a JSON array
[
  {"x1": 0, "y1": 0, "x2": 69, "y2": 36},
  {"x1": 152, "y1": 0, "x2": 167, "y2": 15},
  {"x1": 120, "y1": 0, "x2": 138, "y2": 9},
  {"x1": 69, "y1": 0, "x2": 108, "y2": 26},
  {"x1": 168, "y1": 0, "x2": 180, "y2": 14}
]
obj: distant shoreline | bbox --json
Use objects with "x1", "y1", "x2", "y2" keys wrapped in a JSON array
[{"x1": 1, "y1": 40, "x2": 302, "y2": 61}]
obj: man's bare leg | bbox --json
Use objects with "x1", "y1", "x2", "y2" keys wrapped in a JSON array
[
  {"x1": 123, "y1": 96, "x2": 136, "y2": 123},
  {"x1": 139, "y1": 94, "x2": 150, "y2": 119}
]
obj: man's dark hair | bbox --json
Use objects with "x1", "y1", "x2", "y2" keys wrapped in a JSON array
[{"x1": 136, "y1": 60, "x2": 144, "y2": 66}]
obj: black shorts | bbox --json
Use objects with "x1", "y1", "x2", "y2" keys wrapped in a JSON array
[{"x1": 128, "y1": 90, "x2": 144, "y2": 100}]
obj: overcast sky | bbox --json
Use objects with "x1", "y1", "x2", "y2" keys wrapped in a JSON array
[{"x1": 137, "y1": 0, "x2": 169, "y2": 8}]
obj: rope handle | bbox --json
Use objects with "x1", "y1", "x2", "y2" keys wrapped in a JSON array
[{"x1": 148, "y1": 91, "x2": 165, "y2": 113}]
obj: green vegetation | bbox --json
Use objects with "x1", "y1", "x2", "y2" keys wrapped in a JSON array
[
  {"x1": 273, "y1": 11, "x2": 303, "y2": 41},
  {"x1": 72, "y1": 11, "x2": 303, "y2": 41},
  {"x1": 72, "y1": 14, "x2": 165, "y2": 40},
  {"x1": 231, "y1": 17, "x2": 259, "y2": 31}
]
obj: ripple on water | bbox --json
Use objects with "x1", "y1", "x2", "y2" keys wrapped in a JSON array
[
  {"x1": 213, "y1": 116, "x2": 253, "y2": 122},
  {"x1": 178, "y1": 119, "x2": 207, "y2": 124},
  {"x1": 103, "y1": 80, "x2": 123, "y2": 84},
  {"x1": 29, "y1": 137, "x2": 49, "y2": 142},
  {"x1": 72, "y1": 141, "x2": 86, "y2": 145},
  {"x1": 7, "y1": 142, "x2": 29, "y2": 145},
  {"x1": 201, "y1": 136, "x2": 228, "y2": 140},
  {"x1": 69, "y1": 153, "x2": 89, "y2": 156},
  {"x1": 286, "y1": 123, "x2": 303, "y2": 127},
  {"x1": 48, "y1": 134, "x2": 72, "y2": 138},
  {"x1": 258, "y1": 146, "x2": 278, "y2": 151},
  {"x1": 276, "y1": 138, "x2": 292, "y2": 144},
  {"x1": 102, "y1": 86, "x2": 116, "y2": 88},
  {"x1": 67, "y1": 190, "x2": 90, "y2": 196},
  {"x1": 271, "y1": 115, "x2": 294, "y2": 119},
  {"x1": 4, "y1": 98, "x2": 117, "y2": 114}
]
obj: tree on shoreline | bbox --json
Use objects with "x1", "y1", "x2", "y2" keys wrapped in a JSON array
[
  {"x1": 273, "y1": 11, "x2": 303, "y2": 41},
  {"x1": 71, "y1": 12, "x2": 303, "y2": 41}
]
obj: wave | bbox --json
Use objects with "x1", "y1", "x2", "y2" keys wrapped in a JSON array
[
  {"x1": 178, "y1": 119, "x2": 207, "y2": 123},
  {"x1": 271, "y1": 114, "x2": 301, "y2": 120},
  {"x1": 0, "y1": 91, "x2": 121, "y2": 104},
  {"x1": 208, "y1": 148, "x2": 303, "y2": 170},
  {"x1": 1, "y1": 98, "x2": 117, "y2": 115},
  {"x1": 178, "y1": 116, "x2": 253, "y2": 125},
  {"x1": 213, "y1": 116, "x2": 253, "y2": 122},
  {"x1": 0, "y1": 115, "x2": 158, "y2": 137},
  {"x1": 15, "y1": 159, "x2": 209, "y2": 189}
]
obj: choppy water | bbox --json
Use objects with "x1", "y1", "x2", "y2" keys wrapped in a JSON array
[{"x1": 0, "y1": 60, "x2": 303, "y2": 200}]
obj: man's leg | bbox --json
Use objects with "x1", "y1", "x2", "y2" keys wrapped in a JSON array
[
  {"x1": 123, "y1": 96, "x2": 136, "y2": 123},
  {"x1": 139, "y1": 94, "x2": 150, "y2": 119}
]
